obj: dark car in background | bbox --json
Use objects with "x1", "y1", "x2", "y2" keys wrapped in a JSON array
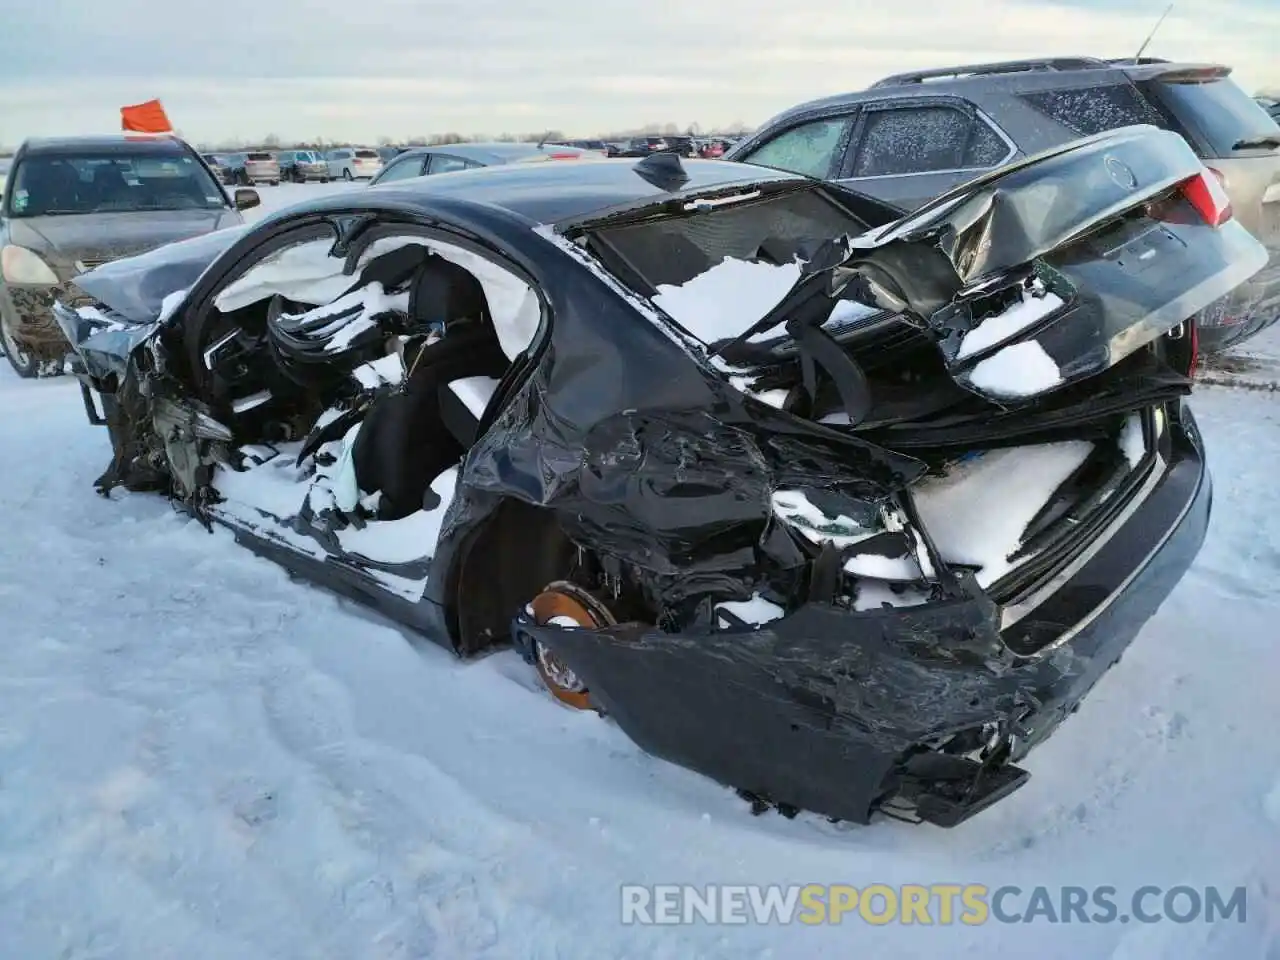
[
  {"x1": 278, "y1": 150, "x2": 330, "y2": 182},
  {"x1": 0, "y1": 134, "x2": 259, "y2": 377},
  {"x1": 368, "y1": 141, "x2": 590, "y2": 185},
  {"x1": 55, "y1": 133, "x2": 1262, "y2": 826},
  {"x1": 618, "y1": 136, "x2": 670, "y2": 157},
  {"x1": 202, "y1": 154, "x2": 235, "y2": 185},
  {"x1": 727, "y1": 56, "x2": 1280, "y2": 354},
  {"x1": 551, "y1": 139, "x2": 615, "y2": 157}
]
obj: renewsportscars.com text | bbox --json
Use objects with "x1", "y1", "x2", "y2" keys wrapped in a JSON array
[{"x1": 620, "y1": 884, "x2": 1248, "y2": 926}]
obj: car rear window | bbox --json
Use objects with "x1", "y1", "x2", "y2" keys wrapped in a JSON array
[
  {"x1": 355, "y1": 150, "x2": 379, "y2": 158},
  {"x1": 1144, "y1": 77, "x2": 1280, "y2": 156},
  {"x1": 246, "y1": 152, "x2": 273, "y2": 161},
  {"x1": 592, "y1": 188, "x2": 859, "y2": 291},
  {"x1": 1018, "y1": 83, "x2": 1164, "y2": 137}
]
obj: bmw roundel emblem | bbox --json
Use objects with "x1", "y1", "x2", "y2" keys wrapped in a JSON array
[{"x1": 1104, "y1": 154, "x2": 1138, "y2": 191}]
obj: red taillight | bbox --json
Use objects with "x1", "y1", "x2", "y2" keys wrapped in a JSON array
[
  {"x1": 548, "y1": 152, "x2": 579, "y2": 160},
  {"x1": 1182, "y1": 170, "x2": 1233, "y2": 227}
]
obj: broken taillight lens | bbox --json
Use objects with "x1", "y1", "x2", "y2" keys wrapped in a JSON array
[{"x1": 1182, "y1": 170, "x2": 1233, "y2": 227}]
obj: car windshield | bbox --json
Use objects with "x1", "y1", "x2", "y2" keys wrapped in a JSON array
[
  {"x1": 297, "y1": 151, "x2": 319, "y2": 162},
  {"x1": 8, "y1": 151, "x2": 228, "y2": 218}
]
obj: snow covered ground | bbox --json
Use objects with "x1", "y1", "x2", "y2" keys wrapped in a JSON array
[{"x1": 2, "y1": 182, "x2": 1279, "y2": 958}]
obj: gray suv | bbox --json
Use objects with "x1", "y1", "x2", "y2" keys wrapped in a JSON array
[{"x1": 727, "y1": 57, "x2": 1280, "y2": 353}]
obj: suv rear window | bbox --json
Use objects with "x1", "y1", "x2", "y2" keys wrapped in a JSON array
[
  {"x1": 1018, "y1": 83, "x2": 1163, "y2": 137},
  {"x1": 355, "y1": 149, "x2": 379, "y2": 158},
  {"x1": 1144, "y1": 77, "x2": 1280, "y2": 156},
  {"x1": 246, "y1": 152, "x2": 273, "y2": 161}
]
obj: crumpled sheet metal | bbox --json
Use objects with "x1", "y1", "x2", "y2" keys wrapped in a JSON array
[
  {"x1": 510, "y1": 592, "x2": 1086, "y2": 823},
  {"x1": 853, "y1": 125, "x2": 1205, "y2": 288},
  {"x1": 426, "y1": 244, "x2": 927, "y2": 621}
]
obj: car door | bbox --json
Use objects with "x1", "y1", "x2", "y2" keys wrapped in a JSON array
[{"x1": 834, "y1": 98, "x2": 1017, "y2": 211}]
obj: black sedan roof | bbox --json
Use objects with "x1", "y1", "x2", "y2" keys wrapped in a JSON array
[{"x1": 366, "y1": 157, "x2": 802, "y2": 227}]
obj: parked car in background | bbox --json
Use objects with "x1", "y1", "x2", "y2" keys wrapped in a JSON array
[
  {"x1": 551, "y1": 139, "x2": 614, "y2": 157},
  {"x1": 278, "y1": 149, "x2": 330, "y2": 182},
  {"x1": 240, "y1": 151, "x2": 281, "y2": 186},
  {"x1": 0, "y1": 134, "x2": 258, "y2": 377},
  {"x1": 1259, "y1": 96, "x2": 1280, "y2": 121},
  {"x1": 55, "y1": 133, "x2": 1263, "y2": 826},
  {"x1": 619, "y1": 136, "x2": 670, "y2": 157},
  {"x1": 368, "y1": 141, "x2": 589, "y2": 185},
  {"x1": 202, "y1": 154, "x2": 235, "y2": 184},
  {"x1": 665, "y1": 135, "x2": 696, "y2": 157},
  {"x1": 727, "y1": 56, "x2": 1280, "y2": 354},
  {"x1": 327, "y1": 147, "x2": 383, "y2": 181},
  {"x1": 215, "y1": 153, "x2": 247, "y2": 184}
]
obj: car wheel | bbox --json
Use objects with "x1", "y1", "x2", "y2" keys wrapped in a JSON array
[
  {"x1": 270, "y1": 180, "x2": 279, "y2": 186},
  {"x1": 526, "y1": 581, "x2": 616, "y2": 711},
  {"x1": 342, "y1": 168, "x2": 353, "y2": 181},
  {"x1": 0, "y1": 304, "x2": 41, "y2": 379}
]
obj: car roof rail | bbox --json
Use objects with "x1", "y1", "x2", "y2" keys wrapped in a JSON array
[{"x1": 869, "y1": 57, "x2": 1111, "y2": 88}]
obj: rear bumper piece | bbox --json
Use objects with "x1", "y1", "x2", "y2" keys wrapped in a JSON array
[{"x1": 510, "y1": 407, "x2": 1210, "y2": 827}]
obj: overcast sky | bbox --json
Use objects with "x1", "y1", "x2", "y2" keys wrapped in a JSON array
[{"x1": 1, "y1": 0, "x2": 1276, "y2": 146}]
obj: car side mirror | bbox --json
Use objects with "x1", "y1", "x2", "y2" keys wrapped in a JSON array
[{"x1": 234, "y1": 188, "x2": 261, "y2": 211}]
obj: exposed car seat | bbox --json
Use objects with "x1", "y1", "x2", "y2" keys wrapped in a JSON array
[{"x1": 351, "y1": 257, "x2": 506, "y2": 520}]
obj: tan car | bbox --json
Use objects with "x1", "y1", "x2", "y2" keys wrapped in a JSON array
[{"x1": 0, "y1": 134, "x2": 259, "y2": 377}]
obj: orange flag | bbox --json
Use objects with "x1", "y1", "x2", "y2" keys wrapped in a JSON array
[{"x1": 120, "y1": 99, "x2": 172, "y2": 133}]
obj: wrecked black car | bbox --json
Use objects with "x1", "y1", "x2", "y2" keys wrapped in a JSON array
[{"x1": 56, "y1": 126, "x2": 1265, "y2": 827}]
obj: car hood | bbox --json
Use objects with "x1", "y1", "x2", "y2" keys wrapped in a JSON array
[{"x1": 10, "y1": 208, "x2": 242, "y2": 277}]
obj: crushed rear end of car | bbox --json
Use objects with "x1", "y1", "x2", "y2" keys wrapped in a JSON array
[{"x1": 512, "y1": 128, "x2": 1263, "y2": 826}]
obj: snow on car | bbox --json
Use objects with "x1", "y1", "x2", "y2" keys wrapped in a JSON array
[{"x1": 52, "y1": 127, "x2": 1264, "y2": 830}]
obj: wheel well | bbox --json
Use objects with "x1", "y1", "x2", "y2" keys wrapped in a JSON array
[{"x1": 450, "y1": 498, "x2": 576, "y2": 657}]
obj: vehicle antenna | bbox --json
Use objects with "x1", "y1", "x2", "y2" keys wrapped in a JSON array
[{"x1": 1133, "y1": 2, "x2": 1174, "y2": 62}]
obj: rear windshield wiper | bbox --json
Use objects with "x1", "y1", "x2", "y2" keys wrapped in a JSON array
[{"x1": 1232, "y1": 134, "x2": 1280, "y2": 150}]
